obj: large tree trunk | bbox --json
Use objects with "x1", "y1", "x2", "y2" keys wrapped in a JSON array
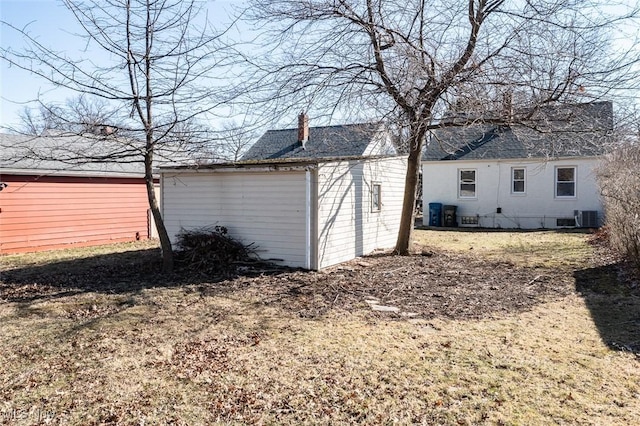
[{"x1": 394, "y1": 126, "x2": 427, "y2": 255}]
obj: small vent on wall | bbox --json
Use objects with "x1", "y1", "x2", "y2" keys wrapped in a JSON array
[
  {"x1": 574, "y1": 210, "x2": 598, "y2": 228},
  {"x1": 557, "y1": 218, "x2": 576, "y2": 227},
  {"x1": 460, "y1": 216, "x2": 479, "y2": 225}
]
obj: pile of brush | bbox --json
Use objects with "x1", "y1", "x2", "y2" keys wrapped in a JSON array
[{"x1": 174, "y1": 225, "x2": 264, "y2": 276}]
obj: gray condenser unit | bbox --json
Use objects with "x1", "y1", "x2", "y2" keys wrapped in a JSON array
[{"x1": 574, "y1": 210, "x2": 598, "y2": 228}]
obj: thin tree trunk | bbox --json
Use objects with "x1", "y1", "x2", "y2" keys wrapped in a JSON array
[{"x1": 144, "y1": 154, "x2": 174, "y2": 273}]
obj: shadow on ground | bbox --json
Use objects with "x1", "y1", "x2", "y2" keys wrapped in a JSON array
[
  {"x1": 1, "y1": 248, "x2": 166, "y2": 302},
  {"x1": 574, "y1": 263, "x2": 640, "y2": 357},
  {"x1": 0, "y1": 248, "x2": 283, "y2": 303}
]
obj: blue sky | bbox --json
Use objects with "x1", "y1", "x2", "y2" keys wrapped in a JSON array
[
  {"x1": 1, "y1": 1, "x2": 639, "y2": 131},
  {"x1": 0, "y1": 0, "x2": 242, "y2": 130},
  {"x1": 1, "y1": 0, "x2": 82, "y2": 128}
]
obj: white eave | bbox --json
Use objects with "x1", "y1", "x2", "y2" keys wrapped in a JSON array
[
  {"x1": 158, "y1": 154, "x2": 406, "y2": 174},
  {"x1": 159, "y1": 164, "x2": 317, "y2": 174},
  {"x1": 422, "y1": 154, "x2": 602, "y2": 164}
]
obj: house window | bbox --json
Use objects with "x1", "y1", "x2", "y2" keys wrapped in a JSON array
[
  {"x1": 371, "y1": 183, "x2": 382, "y2": 212},
  {"x1": 459, "y1": 169, "x2": 476, "y2": 198},
  {"x1": 556, "y1": 167, "x2": 576, "y2": 197},
  {"x1": 512, "y1": 168, "x2": 525, "y2": 194}
]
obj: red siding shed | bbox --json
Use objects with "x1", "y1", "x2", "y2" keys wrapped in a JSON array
[
  {"x1": 0, "y1": 133, "x2": 160, "y2": 254},
  {"x1": 0, "y1": 174, "x2": 152, "y2": 254}
]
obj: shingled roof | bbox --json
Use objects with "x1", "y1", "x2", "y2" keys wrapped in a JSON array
[
  {"x1": 0, "y1": 133, "x2": 147, "y2": 176},
  {"x1": 424, "y1": 101, "x2": 613, "y2": 161},
  {"x1": 1, "y1": 133, "x2": 189, "y2": 177},
  {"x1": 241, "y1": 122, "x2": 397, "y2": 161}
]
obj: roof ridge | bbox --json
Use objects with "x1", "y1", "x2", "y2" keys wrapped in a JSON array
[{"x1": 265, "y1": 121, "x2": 381, "y2": 133}]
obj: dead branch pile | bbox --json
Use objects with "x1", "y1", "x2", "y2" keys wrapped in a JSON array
[{"x1": 174, "y1": 226, "x2": 264, "y2": 276}]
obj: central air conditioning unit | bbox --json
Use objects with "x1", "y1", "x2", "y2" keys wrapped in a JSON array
[{"x1": 574, "y1": 210, "x2": 598, "y2": 228}]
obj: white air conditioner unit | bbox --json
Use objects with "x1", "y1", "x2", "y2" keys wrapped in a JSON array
[{"x1": 574, "y1": 210, "x2": 598, "y2": 228}]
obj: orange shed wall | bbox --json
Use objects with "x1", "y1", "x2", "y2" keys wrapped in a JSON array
[{"x1": 0, "y1": 175, "x2": 151, "y2": 254}]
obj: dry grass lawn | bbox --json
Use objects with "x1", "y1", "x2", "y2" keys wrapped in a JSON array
[
  {"x1": 1, "y1": 230, "x2": 639, "y2": 425},
  {"x1": 412, "y1": 229, "x2": 593, "y2": 268}
]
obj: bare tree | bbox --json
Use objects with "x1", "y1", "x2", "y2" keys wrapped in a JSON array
[
  {"x1": 598, "y1": 144, "x2": 640, "y2": 269},
  {"x1": 597, "y1": 102, "x2": 640, "y2": 269},
  {"x1": 18, "y1": 95, "x2": 120, "y2": 136},
  {"x1": 1, "y1": 0, "x2": 236, "y2": 272},
  {"x1": 217, "y1": 120, "x2": 257, "y2": 161},
  {"x1": 244, "y1": 0, "x2": 640, "y2": 254},
  {"x1": 167, "y1": 119, "x2": 257, "y2": 164}
]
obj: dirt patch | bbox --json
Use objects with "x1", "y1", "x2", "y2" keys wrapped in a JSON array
[
  {"x1": 0, "y1": 238, "x2": 621, "y2": 321},
  {"x1": 203, "y1": 249, "x2": 576, "y2": 320}
]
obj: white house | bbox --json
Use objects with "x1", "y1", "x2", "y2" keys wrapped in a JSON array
[
  {"x1": 160, "y1": 116, "x2": 407, "y2": 270},
  {"x1": 422, "y1": 102, "x2": 613, "y2": 229}
]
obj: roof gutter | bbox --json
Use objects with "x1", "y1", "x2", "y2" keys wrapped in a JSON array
[
  {"x1": 0, "y1": 168, "x2": 148, "y2": 179},
  {"x1": 158, "y1": 164, "x2": 316, "y2": 174}
]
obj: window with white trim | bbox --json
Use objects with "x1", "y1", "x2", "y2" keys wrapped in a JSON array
[
  {"x1": 371, "y1": 183, "x2": 382, "y2": 212},
  {"x1": 458, "y1": 169, "x2": 476, "y2": 198},
  {"x1": 512, "y1": 167, "x2": 525, "y2": 194},
  {"x1": 555, "y1": 167, "x2": 576, "y2": 197}
]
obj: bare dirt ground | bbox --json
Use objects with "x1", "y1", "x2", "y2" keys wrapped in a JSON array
[{"x1": 223, "y1": 251, "x2": 575, "y2": 320}]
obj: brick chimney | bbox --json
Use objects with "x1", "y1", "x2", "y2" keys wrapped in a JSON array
[
  {"x1": 502, "y1": 91, "x2": 513, "y2": 122},
  {"x1": 298, "y1": 112, "x2": 309, "y2": 148},
  {"x1": 100, "y1": 125, "x2": 115, "y2": 136}
]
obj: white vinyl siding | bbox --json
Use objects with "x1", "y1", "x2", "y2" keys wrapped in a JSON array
[
  {"x1": 162, "y1": 170, "x2": 308, "y2": 267},
  {"x1": 162, "y1": 156, "x2": 407, "y2": 270},
  {"x1": 423, "y1": 158, "x2": 601, "y2": 229},
  {"x1": 316, "y1": 157, "x2": 406, "y2": 269}
]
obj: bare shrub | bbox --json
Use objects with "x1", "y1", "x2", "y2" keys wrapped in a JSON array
[{"x1": 598, "y1": 146, "x2": 640, "y2": 268}]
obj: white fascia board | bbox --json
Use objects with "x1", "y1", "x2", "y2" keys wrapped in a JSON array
[{"x1": 159, "y1": 165, "x2": 317, "y2": 174}]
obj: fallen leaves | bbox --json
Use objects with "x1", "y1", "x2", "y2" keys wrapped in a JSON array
[{"x1": 1, "y1": 232, "x2": 639, "y2": 425}]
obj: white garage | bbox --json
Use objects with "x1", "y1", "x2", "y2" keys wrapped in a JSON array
[{"x1": 160, "y1": 155, "x2": 406, "y2": 270}]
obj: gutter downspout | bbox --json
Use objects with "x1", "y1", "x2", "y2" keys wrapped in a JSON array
[{"x1": 305, "y1": 168, "x2": 312, "y2": 270}]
